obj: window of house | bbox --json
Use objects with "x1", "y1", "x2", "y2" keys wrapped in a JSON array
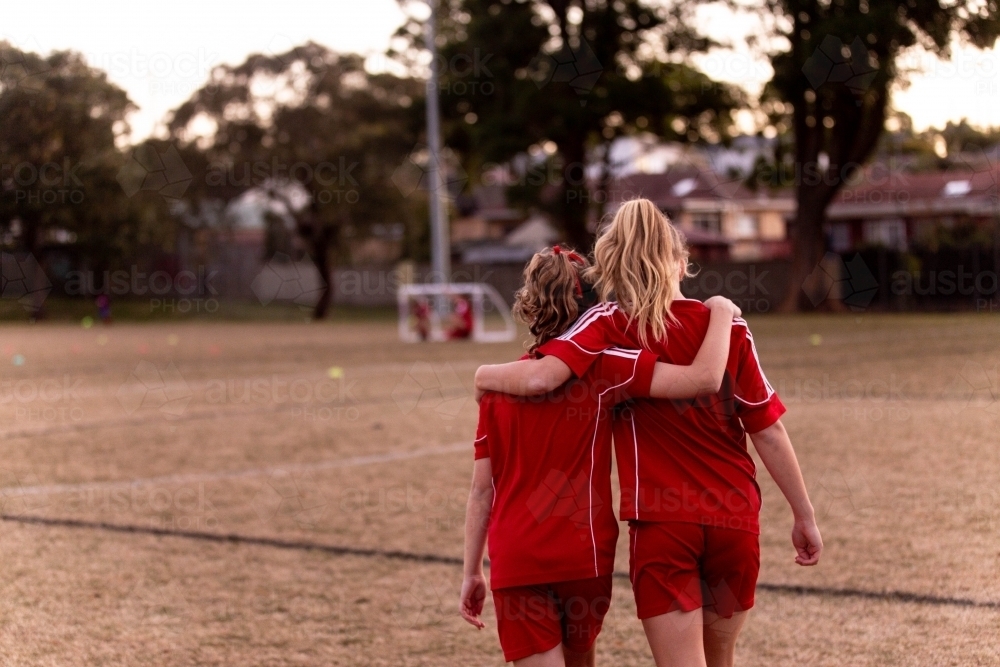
[
  {"x1": 691, "y1": 211, "x2": 722, "y2": 233},
  {"x1": 733, "y1": 213, "x2": 758, "y2": 239},
  {"x1": 863, "y1": 218, "x2": 907, "y2": 251},
  {"x1": 827, "y1": 222, "x2": 852, "y2": 252}
]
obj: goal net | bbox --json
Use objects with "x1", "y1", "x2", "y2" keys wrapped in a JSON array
[{"x1": 397, "y1": 283, "x2": 517, "y2": 343}]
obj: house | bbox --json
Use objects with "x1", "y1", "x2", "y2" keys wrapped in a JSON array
[
  {"x1": 452, "y1": 184, "x2": 560, "y2": 264},
  {"x1": 826, "y1": 168, "x2": 1000, "y2": 252},
  {"x1": 601, "y1": 169, "x2": 794, "y2": 261}
]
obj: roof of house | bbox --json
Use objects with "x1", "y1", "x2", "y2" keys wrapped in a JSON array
[
  {"x1": 828, "y1": 168, "x2": 1000, "y2": 219},
  {"x1": 601, "y1": 169, "x2": 793, "y2": 212}
]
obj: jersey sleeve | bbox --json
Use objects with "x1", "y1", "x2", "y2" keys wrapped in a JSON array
[
  {"x1": 732, "y1": 322, "x2": 786, "y2": 433},
  {"x1": 473, "y1": 394, "x2": 492, "y2": 460},
  {"x1": 536, "y1": 306, "x2": 626, "y2": 377},
  {"x1": 591, "y1": 348, "x2": 657, "y2": 404}
]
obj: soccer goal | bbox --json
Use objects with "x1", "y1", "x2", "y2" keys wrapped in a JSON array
[{"x1": 397, "y1": 282, "x2": 517, "y2": 343}]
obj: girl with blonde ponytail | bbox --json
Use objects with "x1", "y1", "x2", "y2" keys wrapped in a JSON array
[
  {"x1": 474, "y1": 200, "x2": 822, "y2": 667},
  {"x1": 461, "y1": 245, "x2": 741, "y2": 667}
]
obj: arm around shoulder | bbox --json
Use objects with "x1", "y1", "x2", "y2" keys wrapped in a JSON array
[{"x1": 474, "y1": 355, "x2": 573, "y2": 399}]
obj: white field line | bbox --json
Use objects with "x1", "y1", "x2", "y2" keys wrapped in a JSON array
[{"x1": 4, "y1": 442, "x2": 469, "y2": 497}]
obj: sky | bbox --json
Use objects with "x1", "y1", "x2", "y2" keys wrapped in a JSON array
[{"x1": 3, "y1": 0, "x2": 999, "y2": 142}]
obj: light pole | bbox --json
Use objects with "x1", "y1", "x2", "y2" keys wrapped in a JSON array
[{"x1": 424, "y1": 0, "x2": 451, "y2": 293}]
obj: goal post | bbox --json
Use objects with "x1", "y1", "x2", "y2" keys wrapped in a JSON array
[{"x1": 397, "y1": 282, "x2": 517, "y2": 343}]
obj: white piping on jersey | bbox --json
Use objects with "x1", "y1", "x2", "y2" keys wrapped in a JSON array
[
  {"x1": 585, "y1": 348, "x2": 640, "y2": 577},
  {"x1": 477, "y1": 434, "x2": 496, "y2": 509},
  {"x1": 730, "y1": 320, "x2": 775, "y2": 406},
  {"x1": 557, "y1": 302, "x2": 618, "y2": 341},
  {"x1": 630, "y1": 410, "x2": 639, "y2": 522},
  {"x1": 629, "y1": 522, "x2": 638, "y2": 585},
  {"x1": 602, "y1": 347, "x2": 642, "y2": 359}
]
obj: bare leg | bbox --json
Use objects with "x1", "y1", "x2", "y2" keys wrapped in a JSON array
[
  {"x1": 564, "y1": 643, "x2": 596, "y2": 667},
  {"x1": 641, "y1": 608, "x2": 707, "y2": 667},
  {"x1": 702, "y1": 610, "x2": 749, "y2": 667},
  {"x1": 515, "y1": 644, "x2": 565, "y2": 667}
]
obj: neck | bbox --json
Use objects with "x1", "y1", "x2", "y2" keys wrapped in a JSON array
[{"x1": 670, "y1": 283, "x2": 685, "y2": 301}]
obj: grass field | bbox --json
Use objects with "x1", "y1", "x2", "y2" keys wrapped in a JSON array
[{"x1": 0, "y1": 313, "x2": 998, "y2": 666}]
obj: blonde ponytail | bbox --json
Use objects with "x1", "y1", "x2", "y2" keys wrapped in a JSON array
[{"x1": 586, "y1": 198, "x2": 690, "y2": 347}]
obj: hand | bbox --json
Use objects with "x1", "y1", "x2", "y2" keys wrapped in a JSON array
[
  {"x1": 704, "y1": 295, "x2": 742, "y2": 319},
  {"x1": 792, "y1": 518, "x2": 823, "y2": 566},
  {"x1": 475, "y1": 387, "x2": 486, "y2": 403},
  {"x1": 459, "y1": 573, "x2": 488, "y2": 629}
]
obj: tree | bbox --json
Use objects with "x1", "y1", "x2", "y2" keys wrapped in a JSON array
[
  {"x1": 392, "y1": 0, "x2": 743, "y2": 250},
  {"x1": 0, "y1": 44, "x2": 162, "y2": 275},
  {"x1": 167, "y1": 43, "x2": 424, "y2": 318},
  {"x1": 758, "y1": 0, "x2": 1000, "y2": 310}
]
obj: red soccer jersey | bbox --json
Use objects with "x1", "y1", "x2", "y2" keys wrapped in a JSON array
[
  {"x1": 474, "y1": 348, "x2": 656, "y2": 589},
  {"x1": 537, "y1": 300, "x2": 785, "y2": 534}
]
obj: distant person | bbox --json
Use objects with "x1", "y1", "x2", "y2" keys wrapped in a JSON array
[
  {"x1": 460, "y1": 245, "x2": 741, "y2": 667},
  {"x1": 447, "y1": 294, "x2": 473, "y2": 340},
  {"x1": 412, "y1": 297, "x2": 430, "y2": 341},
  {"x1": 96, "y1": 294, "x2": 112, "y2": 324}
]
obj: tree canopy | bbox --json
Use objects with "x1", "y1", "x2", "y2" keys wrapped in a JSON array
[
  {"x1": 167, "y1": 42, "x2": 425, "y2": 317},
  {"x1": 0, "y1": 42, "x2": 164, "y2": 269},
  {"x1": 392, "y1": 0, "x2": 743, "y2": 249}
]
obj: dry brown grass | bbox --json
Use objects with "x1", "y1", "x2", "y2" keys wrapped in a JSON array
[{"x1": 0, "y1": 313, "x2": 998, "y2": 665}]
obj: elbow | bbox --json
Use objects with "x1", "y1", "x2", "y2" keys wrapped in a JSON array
[
  {"x1": 525, "y1": 375, "x2": 552, "y2": 395},
  {"x1": 469, "y1": 482, "x2": 494, "y2": 505},
  {"x1": 698, "y1": 368, "x2": 725, "y2": 396},
  {"x1": 525, "y1": 367, "x2": 564, "y2": 395},
  {"x1": 474, "y1": 366, "x2": 489, "y2": 392}
]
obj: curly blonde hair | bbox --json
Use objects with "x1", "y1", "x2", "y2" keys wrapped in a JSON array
[
  {"x1": 586, "y1": 198, "x2": 691, "y2": 347},
  {"x1": 513, "y1": 246, "x2": 590, "y2": 354}
]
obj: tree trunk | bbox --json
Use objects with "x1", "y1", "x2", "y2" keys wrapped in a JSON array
[
  {"x1": 779, "y1": 190, "x2": 830, "y2": 312},
  {"x1": 311, "y1": 227, "x2": 333, "y2": 320},
  {"x1": 20, "y1": 215, "x2": 47, "y2": 319},
  {"x1": 560, "y1": 136, "x2": 594, "y2": 253}
]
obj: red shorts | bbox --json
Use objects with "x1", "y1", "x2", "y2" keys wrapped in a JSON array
[
  {"x1": 491, "y1": 575, "x2": 613, "y2": 662},
  {"x1": 629, "y1": 521, "x2": 759, "y2": 620}
]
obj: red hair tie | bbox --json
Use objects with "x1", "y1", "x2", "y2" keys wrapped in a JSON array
[{"x1": 552, "y1": 245, "x2": 582, "y2": 296}]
